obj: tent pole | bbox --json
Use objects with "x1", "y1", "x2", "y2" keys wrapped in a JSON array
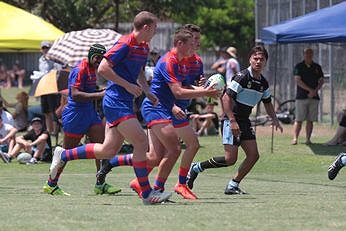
[{"x1": 271, "y1": 44, "x2": 278, "y2": 153}]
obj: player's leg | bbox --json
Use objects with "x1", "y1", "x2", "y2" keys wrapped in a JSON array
[
  {"x1": 174, "y1": 125, "x2": 199, "y2": 199},
  {"x1": 224, "y1": 140, "x2": 258, "y2": 195},
  {"x1": 187, "y1": 119, "x2": 238, "y2": 189},
  {"x1": 117, "y1": 118, "x2": 172, "y2": 204},
  {"x1": 150, "y1": 122, "x2": 181, "y2": 192}
]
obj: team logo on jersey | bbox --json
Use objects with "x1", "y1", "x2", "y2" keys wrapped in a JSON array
[
  {"x1": 247, "y1": 81, "x2": 252, "y2": 88},
  {"x1": 260, "y1": 86, "x2": 264, "y2": 91}
]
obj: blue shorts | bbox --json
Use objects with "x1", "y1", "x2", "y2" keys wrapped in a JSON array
[
  {"x1": 141, "y1": 98, "x2": 172, "y2": 128},
  {"x1": 103, "y1": 99, "x2": 136, "y2": 127},
  {"x1": 62, "y1": 105, "x2": 102, "y2": 138},
  {"x1": 222, "y1": 119, "x2": 256, "y2": 146},
  {"x1": 172, "y1": 116, "x2": 189, "y2": 128}
]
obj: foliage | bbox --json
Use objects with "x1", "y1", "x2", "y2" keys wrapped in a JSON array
[{"x1": 4, "y1": 0, "x2": 255, "y2": 54}]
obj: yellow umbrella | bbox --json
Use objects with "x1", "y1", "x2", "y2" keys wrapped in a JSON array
[
  {"x1": 32, "y1": 68, "x2": 70, "y2": 97},
  {"x1": 0, "y1": 1, "x2": 64, "y2": 51}
]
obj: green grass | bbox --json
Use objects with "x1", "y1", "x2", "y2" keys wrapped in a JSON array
[
  {"x1": 0, "y1": 124, "x2": 345, "y2": 231},
  {"x1": 1, "y1": 87, "x2": 345, "y2": 230}
]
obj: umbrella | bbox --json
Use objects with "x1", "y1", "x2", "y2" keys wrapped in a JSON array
[
  {"x1": 46, "y1": 28, "x2": 121, "y2": 67},
  {"x1": 29, "y1": 68, "x2": 70, "y2": 97}
]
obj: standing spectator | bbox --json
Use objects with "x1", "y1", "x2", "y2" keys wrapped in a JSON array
[
  {"x1": 0, "y1": 117, "x2": 17, "y2": 163},
  {"x1": 38, "y1": 41, "x2": 61, "y2": 135},
  {"x1": 0, "y1": 117, "x2": 51, "y2": 164},
  {"x1": 225, "y1": 46, "x2": 240, "y2": 88},
  {"x1": 187, "y1": 46, "x2": 283, "y2": 194},
  {"x1": 291, "y1": 48, "x2": 324, "y2": 145},
  {"x1": 8, "y1": 61, "x2": 26, "y2": 88},
  {"x1": 211, "y1": 47, "x2": 231, "y2": 76},
  {"x1": 1, "y1": 92, "x2": 29, "y2": 131}
]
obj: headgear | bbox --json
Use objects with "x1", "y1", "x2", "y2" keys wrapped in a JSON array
[{"x1": 88, "y1": 44, "x2": 106, "y2": 64}]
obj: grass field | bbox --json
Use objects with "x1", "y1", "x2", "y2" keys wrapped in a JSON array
[
  {"x1": 1, "y1": 120, "x2": 346, "y2": 231},
  {"x1": 0, "y1": 87, "x2": 346, "y2": 230}
]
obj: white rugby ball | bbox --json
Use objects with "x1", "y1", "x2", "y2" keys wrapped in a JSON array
[
  {"x1": 17, "y1": 152, "x2": 32, "y2": 164},
  {"x1": 204, "y1": 73, "x2": 226, "y2": 91}
]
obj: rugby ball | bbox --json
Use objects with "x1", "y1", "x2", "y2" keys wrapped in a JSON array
[
  {"x1": 204, "y1": 73, "x2": 226, "y2": 91},
  {"x1": 17, "y1": 152, "x2": 32, "y2": 164}
]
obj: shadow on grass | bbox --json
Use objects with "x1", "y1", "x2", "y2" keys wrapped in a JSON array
[{"x1": 306, "y1": 143, "x2": 345, "y2": 156}]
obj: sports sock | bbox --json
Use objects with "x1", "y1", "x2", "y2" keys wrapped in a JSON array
[
  {"x1": 109, "y1": 153, "x2": 133, "y2": 167},
  {"x1": 178, "y1": 167, "x2": 189, "y2": 184},
  {"x1": 132, "y1": 160, "x2": 151, "y2": 198},
  {"x1": 200, "y1": 156, "x2": 228, "y2": 170},
  {"x1": 341, "y1": 155, "x2": 346, "y2": 165},
  {"x1": 61, "y1": 144, "x2": 95, "y2": 161},
  {"x1": 228, "y1": 179, "x2": 240, "y2": 188},
  {"x1": 153, "y1": 176, "x2": 166, "y2": 192}
]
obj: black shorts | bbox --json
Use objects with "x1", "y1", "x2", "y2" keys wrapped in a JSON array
[
  {"x1": 222, "y1": 119, "x2": 256, "y2": 146},
  {"x1": 41, "y1": 94, "x2": 60, "y2": 114}
]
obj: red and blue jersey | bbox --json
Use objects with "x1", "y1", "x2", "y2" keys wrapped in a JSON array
[
  {"x1": 103, "y1": 32, "x2": 149, "y2": 102},
  {"x1": 67, "y1": 58, "x2": 97, "y2": 108},
  {"x1": 150, "y1": 49, "x2": 189, "y2": 110},
  {"x1": 175, "y1": 53, "x2": 204, "y2": 109}
]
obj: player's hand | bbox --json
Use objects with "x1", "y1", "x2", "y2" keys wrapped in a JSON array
[
  {"x1": 198, "y1": 75, "x2": 206, "y2": 87},
  {"x1": 205, "y1": 84, "x2": 221, "y2": 99},
  {"x1": 146, "y1": 92, "x2": 159, "y2": 106},
  {"x1": 127, "y1": 83, "x2": 143, "y2": 98},
  {"x1": 272, "y1": 119, "x2": 283, "y2": 133},
  {"x1": 172, "y1": 105, "x2": 186, "y2": 120},
  {"x1": 230, "y1": 120, "x2": 240, "y2": 138}
]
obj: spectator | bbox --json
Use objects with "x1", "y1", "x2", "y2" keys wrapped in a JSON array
[
  {"x1": 8, "y1": 61, "x2": 26, "y2": 88},
  {"x1": 38, "y1": 41, "x2": 61, "y2": 135},
  {"x1": 225, "y1": 46, "x2": 240, "y2": 88},
  {"x1": 291, "y1": 48, "x2": 324, "y2": 145},
  {"x1": 211, "y1": 47, "x2": 231, "y2": 76},
  {"x1": 0, "y1": 99, "x2": 14, "y2": 126},
  {"x1": 0, "y1": 63, "x2": 11, "y2": 88},
  {"x1": 324, "y1": 110, "x2": 346, "y2": 146},
  {"x1": 144, "y1": 47, "x2": 160, "y2": 84},
  {"x1": 1, "y1": 117, "x2": 52, "y2": 164},
  {"x1": 1, "y1": 92, "x2": 29, "y2": 131},
  {"x1": 0, "y1": 117, "x2": 17, "y2": 163},
  {"x1": 190, "y1": 99, "x2": 219, "y2": 136}
]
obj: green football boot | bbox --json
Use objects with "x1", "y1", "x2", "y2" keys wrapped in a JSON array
[{"x1": 94, "y1": 182, "x2": 121, "y2": 195}]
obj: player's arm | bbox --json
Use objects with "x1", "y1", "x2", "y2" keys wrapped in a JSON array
[
  {"x1": 263, "y1": 101, "x2": 283, "y2": 133},
  {"x1": 97, "y1": 45, "x2": 142, "y2": 97},
  {"x1": 222, "y1": 89, "x2": 240, "y2": 137},
  {"x1": 169, "y1": 82, "x2": 218, "y2": 99},
  {"x1": 71, "y1": 86, "x2": 105, "y2": 102}
]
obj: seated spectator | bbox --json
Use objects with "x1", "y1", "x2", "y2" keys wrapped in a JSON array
[
  {"x1": 1, "y1": 91, "x2": 29, "y2": 131},
  {"x1": 324, "y1": 110, "x2": 346, "y2": 146},
  {"x1": 0, "y1": 117, "x2": 52, "y2": 164},
  {"x1": 0, "y1": 63, "x2": 11, "y2": 88},
  {"x1": 0, "y1": 99, "x2": 14, "y2": 126},
  {"x1": 8, "y1": 61, "x2": 26, "y2": 88},
  {"x1": 190, "y1": 99, "x2": 219, "y2": 136},
  {"x1": 0, "y1": 117, "x2": 17, "y2": 163}
]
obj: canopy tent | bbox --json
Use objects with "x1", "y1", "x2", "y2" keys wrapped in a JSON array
[
  {"x1": 0, "y1": 1, "x2": 64, "y2": 52},
  {"x1": 260, "y1": 1, "x2": 346, "y2": 44},
  {"x1": 259, "y1": 1, "x2": 346, "y2": 152}
]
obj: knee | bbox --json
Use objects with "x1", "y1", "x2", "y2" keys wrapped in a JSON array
[
  {"x1": 186, "y1": 140, "x2": 200, "y2": 153},
  {"x1": 225, "y1": 155, "x2": 237, "y2": 166}
]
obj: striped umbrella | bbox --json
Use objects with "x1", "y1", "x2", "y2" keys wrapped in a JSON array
[{"x1": 47, "y1": 28, "x2": 121, "y2": 67}]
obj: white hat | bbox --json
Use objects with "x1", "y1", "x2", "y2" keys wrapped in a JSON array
[{"x1": 226, "y1": 46, "x2": 237, "y2": 58}]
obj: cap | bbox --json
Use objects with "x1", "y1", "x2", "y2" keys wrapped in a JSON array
[
  {"x1": 150, "y1": 47, "x2": 159, "y2": 54},
  {"x1": 226, "y1": 46, "x2": 237, "y2": 58},
  {"x1": 31, "y1": 117, "x2": 42, "y2": 124},
  {"x1": 41, "y1": 41, "x2": 51, "y2": 48}
]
